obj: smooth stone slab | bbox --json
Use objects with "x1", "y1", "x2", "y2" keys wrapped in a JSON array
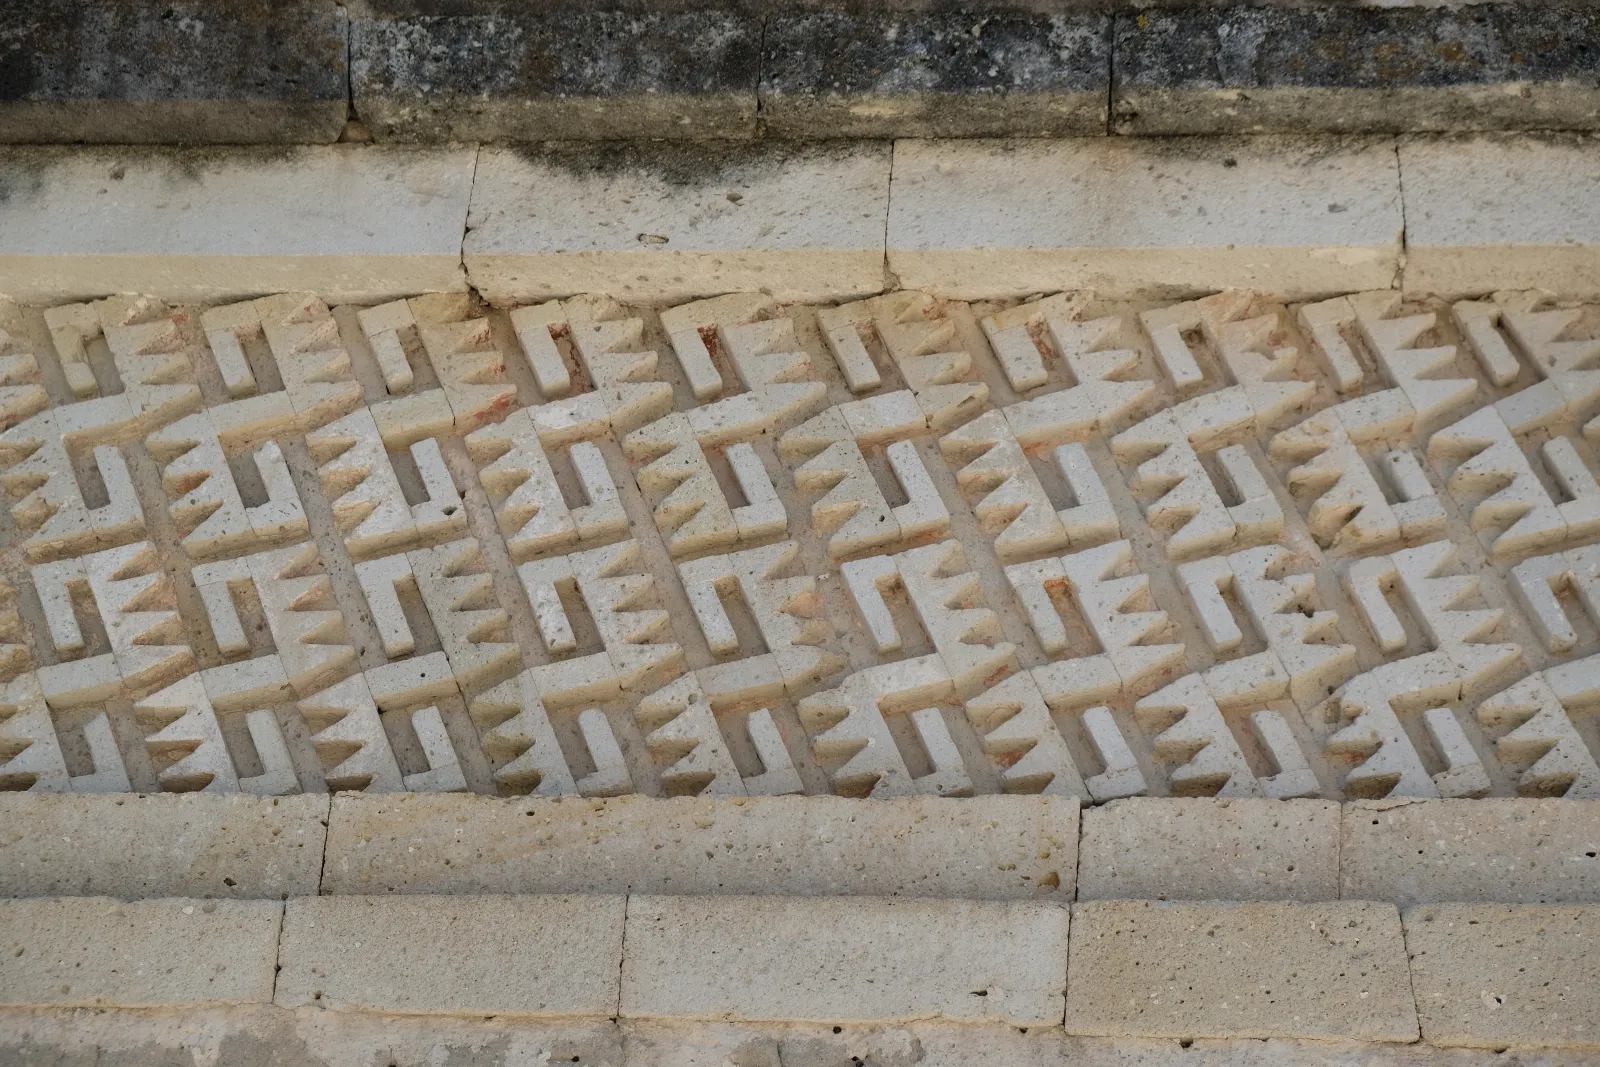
[
  {"x1": 276, "y1": 894, "x2": 626, "y2": 1016},
  {"x1": 0, "y1": 793, "x2": 328, "y2": 900},
  {"x1": 0, "y1": 0, "x2": 348, "y2": 144},
  {"x1": 621, "y1": 895, "x2": 1068, "y2": 1026},
  {"x1": 352, "y1": 11, "x2": 760, "y2": 142},
  {"x1": 0, "y1": 897, "x2": 281, "y2": 1008},
  {"x1": 1343, "y1": 799, "x2": 1600, "y2": 907},
  {"x1": 322, "y1": 793, "x2": 1076, "y2": 899},
  {"x1": 1400, "y1": 133, "x2": 1600, "y2": 299},
  {"x1": 760, "y1": 12, "x2": 1109, "y2": 139},
  {"x1": 1406, "y1": 904, "x2": 1600, "y2": 1049},
  {"x1": 1077, "y1": 798, "x2": 1338, "y2": 902},
  {"x1": 1065, "y1": 900, "x2": 1417, "y2": 1042},
  {"x1": 887, "y1": 136, "x2": 1402, "y2": 300},
  {"x1": 464, "y1": 141, "x2": 890, "y2": 306},
  {"x1": 1113, "y1": 5, "x2": 1600, "y2": 136},
  {"x1": 0, "y1": 146, "x2": 475, "y2": 304}
]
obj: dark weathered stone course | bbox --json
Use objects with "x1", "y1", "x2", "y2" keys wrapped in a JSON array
[
  {"x1": 0, "y1": 0, "x2": 348, "y2": 143},
  {"x1": 1113, "y1": 5, "x2": 1600, "y2": 133},
  {"x1": 760, "y1": 11, "x2": 1110, "y2": 137}
]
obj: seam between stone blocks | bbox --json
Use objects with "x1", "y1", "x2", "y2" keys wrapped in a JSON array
[{"x1": 1393, "y1": 135, "x2": 1410, "y2": 295}]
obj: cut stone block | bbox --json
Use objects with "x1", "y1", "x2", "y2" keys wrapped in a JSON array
[
  {"x1": 1405, "y1": 904, "x2": 1600, "y2": 1049},
  {"x1": 760, "y1": 12, "x2": 1109, "y2": 138},
  {"x1": 0, "y1": 146, "x2": 475, "y2": 303},
  {"x1": 1077, "y1": 799, "x2": 1339, "y2": 902},
  {"x1": 322, "y1": 793, "x2": 1076, "y2": 899},
  {"x1": 0, "y1": 896, "x2": 281, "y2": 1008},
  {"x1": 1343, "y1": 799, "x2": 1600, "y2": 906},
  {"x1": 276, "y1": 894, "x2": 625, "y2": 1017},
  {"x1": 352, "y1": 11, "x2": 761, "y2": 141},
  {"x1": 464, "y1": 142, "x2": 890, "y2": 306},
  {"x1": 1401, "y1": 133, "x2": 1600, "y2": 299},
  {"x1": 886, "y1": 136, "x2": 1402, "y2": 300},
  {"x1": 1065, "y1": 900, "x2": 1417, "y2": 1042},
  {"x1": 620, "y1": 895, "x2": 1069, "y2": 1026},
  {"x1": 0, "y1": 793, "x2": 328, "y2": 899}
]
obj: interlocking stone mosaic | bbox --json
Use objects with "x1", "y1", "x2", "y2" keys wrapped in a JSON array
[{"x1": 1, "y1": 287, "x2": 1597, "y2": 801}]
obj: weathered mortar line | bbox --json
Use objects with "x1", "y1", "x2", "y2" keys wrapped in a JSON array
[{"x1": 1104, "y1": 12, "x2": 1117, "y2": 137}]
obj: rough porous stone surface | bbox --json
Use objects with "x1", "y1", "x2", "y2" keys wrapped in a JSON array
[
  {"x1": 1113, "y1": 5, "x2": 1600, "y2": 136},
  {"x1": 1343, "y1": 800, "x2": 1600, "y2": 906},
  {"x1": 1406, "y1": 904, "x2": 1600, "y2": 1049},
  {"x1": 759, "y1": 12, "x2": 1110, "y2": 138},
  {"x1": 322, "y1": 794, "x2": 1077, "y2": 899},
  {"x1": 621, "y1": 895, "x2": 1069, "y2": 1026},
  {"x1": 0, "y1": 793, "x2": 327, "y2": 900},
  {"x1": 1065, "y1": 900, "x2": 1418, "y2": 1041},
  {"x1": 0, "y1": 0, "x2": 348, "y2": 144},
  {"x1": 276, "y1": 894, "x2": 626, "y2": 1016},
  {"x1": 351, "y1": 11, "x2": 761, "y2": 141},
  {"x1": 1077, "y1": 799, "x2": 1339, "y2": 901},
  {"x1": 0, "y1": 897, "x2": 282, "y2": 1008}
]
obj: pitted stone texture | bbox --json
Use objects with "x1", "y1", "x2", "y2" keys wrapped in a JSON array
[
  {"x1": 0, "y1": 897, "x2": 281, "y2": 1008},
  {"x1": 0, "y1": 146, "x2": 475, "y2": 303},
  {"x1": 1401, "y1": 133, "x2": 1600, "y2": 299},
  {"x1": 0, "y1": 793, "x2": 327, "y2": 900},
  {"x1": 620, "y1": 895, "x2": 1069, "y2": 1026},
  {"x1": 464, "y1": 142, "x2": 890, "y2": 305},
  {"x1": 1077, "y1": 799, "x2": 1339, "y2": 902},
  {"x1": 1406, "y1": 904, "x2": 1600, "y2": 1049},
  {"x1": 322, "y1": 794, "x2": 1076, "y2": 899},
  {"x1": 352, "y1": 11, "x2": 761, "y2": 142},
  {"x1": 887, "y1": 136, "x2": 1402, "y2": 300},
  {"x1": 1065, "y1": 900, "x2": 1417, "y2": 1042},
  {"x1": 1343, "y1": 800, "x2": 1600, "y2": 906},
  {"x1": 760, "y1": 12, "x2": 1109, "y2": 139},
  {"x1": 276, "y1": 894, "x2": 626, "y2": 1017}
]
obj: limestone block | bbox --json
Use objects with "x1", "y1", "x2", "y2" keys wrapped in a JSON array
[
  {"x1": 465, "y1": 143, "x2": 890, "y2": 305},
  {"x1": 1343, "y1": 799, "x2": 1600, "y2": 906},
  {"x1": 0, "y1": 147, "x2": 474, "y2": 303},
  {"x1": 0, "y1": 897, "x2": 281, "y2": 1008},
  {"x1": 887, "y1": 137, "x2": 1401, "y2": 299},
  {"x1": 323, "y1": 793, "x2": 1076, "y2": 899},
  {"x1": 277, "y1": 894, "x2": 625, "y2": 1017},
  {"x1": 621, "y1": 895, "x2": 1069, "y2": 1026},
  {"x1": 1078, "y1": 798, "x2": 1339, "y2": 901},
  {"x1": 1065, "y1": 900, "x2": 1417, "y2": 1041},
  {"x1": 1405, "y1": 904, "x2": 1600, "y2": 1049}
]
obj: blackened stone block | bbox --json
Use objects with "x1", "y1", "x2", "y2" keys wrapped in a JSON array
[
  {"x1": 352, "y1": 11, "x2": 762, "y2": 141},
  {"x1": 761, "y1": 12, "x2": 1110, "y2": 138},
  {"x1": 0, "y1": 0, "x2": 348, "y2": 144},
  {"x1": 1113, "y1": 5, "x2": 1600, "y2": 135}
]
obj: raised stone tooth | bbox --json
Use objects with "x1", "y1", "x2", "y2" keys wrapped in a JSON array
[
  {"x1": 1349, "y1": 291, "x2": 1478, "y2": 430},
  {"x1": 1135, "y1": 673, "x2": 1261, "y2": 798},
  {"x1": 402, "y1": 705, "x2": 468, "y2": 793},
  {"x1": 980, "y1": 295, "x2": 1059, "y2": 392},
  {"x1": 663, "y1": 294, "x2": 777, "y2": 401},
  {"x1": 1248, "y1": 709, "x2": 1321, "y2": 799},
  {"x1": 102, "y1": 315, "x2": 203, "y2": 432},
  {"x1": 356, "y1": 298, "x2": 418, "y2": 395},
  {"x1": 508, "y1": 301, "x2": 572, "y2": 400},
  {"x1": 1344, "y1": 554, "x2": 1407, "y2": 653},
  {"x1": 816, "y1": 305, "x2": 881, "y2": 393},
  {"x1": 684, "y1": 321, "x2": 826, "y2": 448},
  {"x1": 797, "y1": 655, "x2": 954, "y2": 798},
  {"x1": 366, "y1": 652, "x2": 459, "y2": 713},
  {"x1": 84, "y1": 541, "x2": 194, "y2": 696},
  {"x1": 1451, "y1": 299, "x2": 1524, "y2": 387},
  {"x1": 1003, "y1": 556, "x2": 1070, "y2": 656},
  {"x1": 72, "y1": 712, "x2": 132, "y2": 793},
  {"x1": 1139, "y1": 291, "x2": 1255, "y2": 391},
  {"x1": 466, "y1": 407, "x2": 578, "y2": 561},
  {"x1": 1214, "y1": 313, "x2": 1316, "y2": 429},
  {"x1": 908, "y1": 706, "x2": 973, "y2": 796},
  {"x1": 247, "y1": 543, "x2": 358, "y2": 698},
  {"x1": 742, "y1": 708, "x2": 804, "y2": 796},
  {"x1": 1002, "y1": 313, "x2": 1155, "y2": 449},
  {"x1": 199, "y1": 300, "x2": 263, "y2": 399},
  {"x1": 1201, "y1": 647, "x2": 1290, "y2": 710},
  {"x1": 36, "y1": 655, "x2": 121, "y2": 710},
  {"x1": 252, "y1": 293, "x2": 365, "y2": 430},
  {"x1": 370, "y1": 390, "x2": 455, "y2": 447},
  {"x1": 298, "y1": 673, "x2": 403, "y2": 793},
  {"x1": 1296, "y1": 295, "x2": 1364, "y2": 393},
  {"x1": 1271, "y1": 407, "x2": 1402, "y2": 552},
  {"x1": 1381, "y1": 449, "x2": 1448, "y2": 541},
  {"x1": 727, "y1": 442, "x2": 787, "y2": 541},
  {"x1": 566, "y1": 305, "x2": 675, "y2": 436},
  {"x1": 1113, "y1": 409, "x2": 1235, "y2": 561},
  {"x1": 247, "y1": 440, "x2": 308, "y2": 542},
  {"x1": 31, "y1": 557, "x2": 86, "y2": 656},
  {"x1": 1391, "y1": 540, "x2": 1505, "y2": 650},
  {"x1": 409, "y1": 436, "x2": 470, "y2": 539},
  {"x1": 1229, "y1": 545, "x2": 1357, "y2": 710},
  {"x1": 895, "y1": 540, "x2": 1017, "y2": 698},
  {"x1": 1054, "y1": 442, "x2": 1119, "y2": 548},
  {"x1": 885, "y1": 440, "x2": 949, "y2": 542},
  {"x1": 575, "y1": 707, "x2": 632, "y2": 797},
  {"x1": 238, "y1": 710, "x2": 300, "y2": 796},
  {"x1": 146, "y1": 412, "x2": 253, "y2": 559},
  {"x1": 200, "y1": 656, "x2": 294, "y2": 715},
  {"x1": 1422, "y1": 706, "x2": 1491, "y2": 798},
  {"x1": 135, "y1": 673, "x2": 239, "y2": 793},
  {"x1": 0, "y1": 406, "x2": 145, "y2": 562},
  {"x1": 0, "y1": 672, "x2": 68, "y2": 792},
  {"x1": 781, "y1": 407, "x2": 899, "y2": 560},
  {"x1": 875, "y1": 292, "x2": 990, "y2": 431},
  {"x1": 411, "y1": 297, "x2": 520, "y2": 434},
  {"x1": 408, "y1": 538, "x2": 519, "y2": 693},
  {"x1": 1216, "y1": 444, "x2": 1284, "y2": 543},
  {"x1": 841, "y1": 553, "x2": 901, "y2": 654},
  {"x1": 1542, "y1": 436, "x2": 1600, "y2": 540},
  {"x1": 634, "y1": 672, "x2": 743, "y2": 797},
  {"x1": 1478, "y1": 668, "x2": 1600, "y2": 799},
  {"x1": 1325, "y1": 655, "x2": 1451, "y2": 799},
  {"x1": 940, "y1": 408, "x2": 1066, "y2": 562},
  {"x1": 1430, "y1": 405, "x2": 1567, "y2": 559},
  {"x1": 1177, "y1": 555, "x2": 1241, "y2": 653},
  {"x1": 1511, "y1": 550, "x2": 1581, "y2": 653},
  {"x1": 469, "y1": 668, "x2": 579, "y2": 794},
  {"x1": 1060, "y1": 539, "x2": 1186, "y2": 698},
  {"x1": 307, "y1": 406, "x2": 418, "y2": 561},
  {"x1": 625, "y1": 411, "x2": 738, "y2": 558},
  {"x1": 1080, "y1": 704, "x2": 1148, "y2": 801},
  {"x1": 41, "y1": 302, "x2": 101, "y2": 398},
  {"x1": 568, "y1": 441, "x2": 626, "y2": 542},
  {"x1": 964, "y1": 670, "x2": 1087, "y2": 798},
  {"x1": 0, "y1": 314, "x2": 52, "y2": 431}
]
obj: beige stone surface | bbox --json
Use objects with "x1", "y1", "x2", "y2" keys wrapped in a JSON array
[
  {"x1": 322, "y1": 793, "x2": 1076, "y2": 899},
  {"x1": 276, "y1": 894, "x2": 626, "y2": 1017},
  {"x1": 1077, "y1": 799, "x2": 1339, "y2": 901},
  {"x1": 1406, "y1": 904, "x2": 1600, "y2": 1049},
  {"x1": 1343, "y1": 800, "x2": 1600, "y2": 906},
  {"x1": 0, "y1": 897, "x2": 281, "y2": 1008},
  {"x1": 1400, "y1": 134, "x2": 1600, "y2": 299},
  {"x1": 620, "y1": 895, "x2": 1069, "y2": 1026},
  {"x1": 464, "y1": 143, "x2": 890, "y2": 306},
  {"x1": 0, "y1": 793, "x2": 328, "y2": 899},
  {"x1": 0, "y1": 146, "x2": 475, "y2": 303},
  {"x1": 886, "y1": 137, "x2": 1402, "y2": 299},
  {"x1": 1065, "y1": 900, "x2": 1418, "y2": 1042}
]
